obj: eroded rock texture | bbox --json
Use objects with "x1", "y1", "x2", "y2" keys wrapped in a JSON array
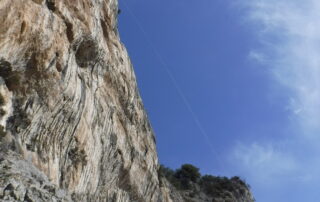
[{"x1": 0, "y1": 0, "x2": 254, "y2": 201}]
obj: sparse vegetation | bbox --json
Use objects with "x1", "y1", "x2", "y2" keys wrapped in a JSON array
[
  {"x1": 75, "y1": 37, "x2": 99, "y2": 68},
  {"x1": 159, "y1": 163, "x2": 251, "y2": 200},
  {"x1": 68, "y1": 146, "x2": 87, "y2": 167},
  {"x1": 158, "y1": 165, "x2": 179, "y2": 187},
  {"x1": 175, "y1": 164, "x2": 201, "y2": 182},
  {"x1": 200, "y1": 175, "x2": 246, "y2": 197},
  {"x1": 174, "y1": 164, "x2": 201, "y2": 189}
]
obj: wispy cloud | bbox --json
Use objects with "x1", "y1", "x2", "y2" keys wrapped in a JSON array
[
  {"x1": 241, "y1": 0, "x2": 320, "y2": 137},
  {"x1": 229, "y1": 0, "x2": 320, "y2": 200},
  {"x1": 232, "y1": 142, "x2": 298, "y2": 181},
  {"x1": 248, "y1": 50, "x2": 266, "y2": 64}
]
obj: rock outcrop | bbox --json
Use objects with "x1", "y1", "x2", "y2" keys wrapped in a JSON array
[{"x1": 0, "y1": 0, "x2": 254, "y2": 201}]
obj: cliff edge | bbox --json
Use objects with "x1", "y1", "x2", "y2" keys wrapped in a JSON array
[{"x1": 0, "y1": 0, "x2": 254, "y2": 201}]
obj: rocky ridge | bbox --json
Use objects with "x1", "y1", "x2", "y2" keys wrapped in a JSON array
[{"x1": 0, "y1": 0, "x2": 254, "y2": 201}]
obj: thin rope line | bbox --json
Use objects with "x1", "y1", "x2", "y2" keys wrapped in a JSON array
[{"x1": 121, "y1": 1, "x2": 224, "y2": 171}]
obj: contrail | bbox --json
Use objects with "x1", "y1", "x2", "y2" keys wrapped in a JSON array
[{"x1": 121, "y1": 1, "x2": 224, "y2": 171}]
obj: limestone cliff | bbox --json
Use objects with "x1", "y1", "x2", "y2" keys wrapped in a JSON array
[{"x1": 0, "y1": 0, "x2": 254, "y2": 201}]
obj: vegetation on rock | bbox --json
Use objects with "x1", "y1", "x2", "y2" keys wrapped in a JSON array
[{"x1": 159, "y1": 164, "x2": 253, "y2": 201}]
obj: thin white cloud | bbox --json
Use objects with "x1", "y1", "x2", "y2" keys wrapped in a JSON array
[
  {"x1": 248, "y1": 50, "x2": 266, "y2": 64},
  {"x1": 229, "y1": 0, "x2": 320, "y2": 199},
  {"x1": 232, "y1": 143, "x2": 298, "y2": 183},
  {"x1": 242, "y1": 0, "x2": 320, "y2": 137}
]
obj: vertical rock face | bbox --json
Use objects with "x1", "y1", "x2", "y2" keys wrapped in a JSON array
[
  {"x1": 0, "y1": 0, "x2": 254, "y2": 202},
  {"x1": 0, "y1": 0, "x2": 162, "y2": 201}
]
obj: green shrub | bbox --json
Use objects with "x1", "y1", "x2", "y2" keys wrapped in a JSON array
[
  {"x1": 174, "y1": 164, "x2": 200, "y2": 189},
  {"x1": 160, "y1": 163, "x2": 250, "y2": 200},
  {"x1": 158, "y1": 165, "x2": 182, "y2": 188},
  {"x1": 202, "y1": 175, "x2": 234, "y2": 195},
  {"x1": 231, "y1": 176, "x2": 248, "y2": 187},
  {"x1": 159, "y1": 165, "x2": 175, "y2": 178},
  {"x1": 175, "y1": 164, "x2": 201, "y2": 182},
  {"x1": 159, "y1": 164, "x2": 201, "y2": 190},
  {"x1": 200, "y1": 175, "x2": 249, "y2": 198}
]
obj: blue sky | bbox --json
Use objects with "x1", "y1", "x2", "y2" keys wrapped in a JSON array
[{"x1": 118, "y1": 0, "x2": 320, "y2": 201}]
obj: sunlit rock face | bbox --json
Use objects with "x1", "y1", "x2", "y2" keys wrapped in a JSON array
[
  {"x1": 0, "y1": 0, "x2": 254, "y2": 201},
  {"x1": 0, "y1": 0, "x2": 163, "y2": 201}
]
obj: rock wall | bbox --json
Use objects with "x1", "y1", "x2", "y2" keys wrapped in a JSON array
[
  {"x1": 0, "y1": 0, "x2": 163, "y2": 201},
  {"x1": 0, "y1": 0, "x2": 254, "y2": 201}
]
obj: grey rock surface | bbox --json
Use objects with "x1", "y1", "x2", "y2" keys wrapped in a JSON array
[{"x1": 0, "y1": 0, "x2": 254, "y2": 201}]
